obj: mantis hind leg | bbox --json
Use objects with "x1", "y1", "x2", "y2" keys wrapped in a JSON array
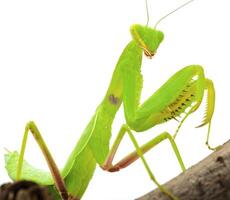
[
  {"x1": 102, "y1": 124, "x2": 185, "y2": 200},
  {"x1": 16, "y1": 121, "x2": 70, "y2": 200}
]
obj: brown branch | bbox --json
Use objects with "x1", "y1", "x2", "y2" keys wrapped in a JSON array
[{"x1": 136, "y1": 140, "x2": 230, "y2": 200}]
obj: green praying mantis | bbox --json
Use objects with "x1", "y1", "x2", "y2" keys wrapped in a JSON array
[{"x1": 4, "y1": 0, "x2": 217, "y2": 200}]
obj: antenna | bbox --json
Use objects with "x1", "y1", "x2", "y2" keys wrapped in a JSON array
[
  {"x1": 154, "y1": 0, "x2": 195, "y2": 29},
  {"x1": 145, "y1": 0, "x2": 150, "y2": 26}
]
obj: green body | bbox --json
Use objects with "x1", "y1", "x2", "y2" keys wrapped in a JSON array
[{"x1": 5, "y1": 24, "x2": 215, "y2": 199}]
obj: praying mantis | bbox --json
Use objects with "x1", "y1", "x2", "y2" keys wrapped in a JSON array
[{"x1": 4, "y1": 0, "x2": 217, "y2": 200}]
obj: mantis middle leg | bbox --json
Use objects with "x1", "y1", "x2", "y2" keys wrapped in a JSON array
[
  {"x1": 101, "y1": 124, "x2": 184, "y2": 200},
  {"x1": 102, "y1": 125, "x2": 185, "y2": 172}
]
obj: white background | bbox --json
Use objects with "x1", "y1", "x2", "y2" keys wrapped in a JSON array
[{"x1": 0, "y1": 0, "x2": 229, "y2": 199}]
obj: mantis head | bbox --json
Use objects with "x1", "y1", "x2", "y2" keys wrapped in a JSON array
[{"x1": 130, "y1": 24, "x2": 164, "y2": 58}]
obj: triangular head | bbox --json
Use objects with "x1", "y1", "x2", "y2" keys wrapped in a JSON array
[{"x1": 130, "y1": 24, "x2": 164, "y2": 58}]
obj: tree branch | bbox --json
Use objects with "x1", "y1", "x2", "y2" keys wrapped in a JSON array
[{"x1": 136, "y1": 140, "x2": 230, "y2": 200}]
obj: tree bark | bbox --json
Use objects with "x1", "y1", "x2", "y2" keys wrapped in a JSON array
[{"x1": 136, "y1": 140, "x2": 230, "y2": 200}]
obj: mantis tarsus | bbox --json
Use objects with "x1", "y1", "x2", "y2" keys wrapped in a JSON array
[{"x1": 4, "y1": 1, "x2": 217, "y2": 200}]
